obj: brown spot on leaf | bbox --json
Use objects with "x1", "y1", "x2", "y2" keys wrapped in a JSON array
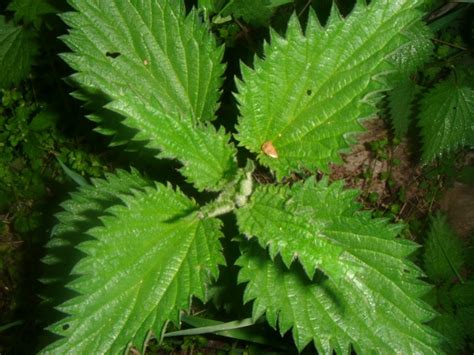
[{"x1": 261, "y1": 141, "x2": 278, "y2": 158}]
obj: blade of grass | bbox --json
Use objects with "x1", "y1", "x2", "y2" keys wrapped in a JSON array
[
  {"x1": 164, "y1": 315, "x2": 293, "y2": 350},
  {"x1": 164, "y1": 316, "x2": 256, "y2": 337},
  {"x1": 56, "y1": 157, "x2": 88, "y2": 186},
  {"x1": 0, "y1": 320, "x2": 23, "y2": 333}
]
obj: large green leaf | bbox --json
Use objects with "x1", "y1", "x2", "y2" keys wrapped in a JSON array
[
  {"x1": 61, "y1": 0, "x2": 237, "y2": 191},
  {"x1": 42, "y1": 169, "x2": 152, "y2": 286},
  {"x1": 41, "y1": 183, "x2": 225, "y2": 354},
  {"x1": 238, "y1": 243, "x2": 441, "y2": 353},
  {"x1": 419, "y1": 70, "x2": 474, "y2": 162},
  {"x1": 236, "y1": 0, "x2": 425, "y2": 179},
  {"x1": 236, "y1": 178, "x2": 441, "y2": 353},
  {"x1": 0, "y1": 16, "x2": 37, "y2": 88}
]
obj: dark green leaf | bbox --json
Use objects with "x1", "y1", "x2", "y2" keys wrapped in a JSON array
[
  {"x1": 423, "y1": 213, "x2": 465, "y2": 282},
  {"x1": 0, "y1": 16, "x2": 37, "y2": 88}
]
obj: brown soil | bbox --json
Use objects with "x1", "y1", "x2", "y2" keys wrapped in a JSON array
[{"x1": 330, "y1": 119, "x2": 432, "y2": 224}]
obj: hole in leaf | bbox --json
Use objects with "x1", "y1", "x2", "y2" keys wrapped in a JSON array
[
  {"x1": 105, "y1": 51, "x2": 121, "y2": 59},
  {"x1": 306, "y1": 89, "x2": 312, "y2": 96},
  {"x1": 62, "y1": 323, "x2": 70, "y2": 331}
]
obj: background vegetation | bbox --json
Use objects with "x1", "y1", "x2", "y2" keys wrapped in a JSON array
[{"x1": 0, "y1": 0, "x2": 473, "y2": 353}]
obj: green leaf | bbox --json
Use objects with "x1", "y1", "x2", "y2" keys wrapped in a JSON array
[
  {"x1": 42, "y1": 183, "x2": 225, "y2": 354},
  {"x1": 149, "y1": 118, "x2": 238, "y2": 191},
  {"x1": 238, "y1": 178, "x2": 413, "y2": 278},
  {"x1": 61, "y1": 0, "x2": 237, "y2": 191},
  {"x1": 7, "y1": 0, "x2": 58, "y2": 26},
  {"x1": 451, "y1": 281, "x2": 474, "y2": 308},
  {"x1": 236, "y1": 178, "x2": 441, "y2": 353},
  {"x1": 236, "y1": 0, "x2": 426, "y2": 179},
  {"x1": 428, "y1": 313, "x2": 465, "y2": 353},
  {"x1": 238, "y1": 241, "x2": 441, "y2": 354},
  {"x1": 390, "y1": 20, "x2": 433, "y2": 78},
  {"x1": 423, "y1": 213, "x2": 465, "y2": 283},
  {"x1": 221, "y1": 0, "x2": 275, "y2": 26},
  {"x1": 436, "y1": 282, "x2": 474, "y2": 349},
  {"x1": 42, "y1": 169, "x2": 152, "y2": 286},
  {"x1": 29, "y1": 110, "x2": 57, "y2": 131},
  {"x1": 419, "y1": 70, "x2": 474, "y2": 162},
  {"x1": 386, "y1": 79, "x2": 420, "y2": 138},
  {"x1": 197, "y1": 0, "x2": 226, "y2": 15},
  {"x1": 0, "y1": 16, "x2": 37, "y2": 88}
]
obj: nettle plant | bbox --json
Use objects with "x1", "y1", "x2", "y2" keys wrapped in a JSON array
[{"x1": 42, "y1": 0, "x2": 444, "y2": 353}]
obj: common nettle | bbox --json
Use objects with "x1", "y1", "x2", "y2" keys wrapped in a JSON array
[{"x1": 41, "y1": 0, "x2": 445, "y2": 353}]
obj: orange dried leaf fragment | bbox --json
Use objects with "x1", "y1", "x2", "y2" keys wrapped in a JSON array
[{"x1": 261, "y1": 141, "x2": 278, "y2": 158}]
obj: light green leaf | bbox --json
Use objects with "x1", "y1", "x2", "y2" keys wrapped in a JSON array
[
  {"x1": 236, "y1": 0, "x2": 425, "y2": 179},
  {"x1": 419, "y1": 70, "x2": 474, "y2": 162},
  {"x1": 150, "y1": 118, "x2": 238, "y2": 191},
  {"x1": 238, "y1": 241, "x2": 441, "y2": 354},
  {"x1": 236, "y1": 178, "x2": 441, "y2": 353},
  {"x1": 61, "y1": 0, "x2": 237, "y2": 191},
  {"x1": 423, "y1": 213, "x2": 465, "y2": 283},
  {"x1": 237, "y1": 178, "x2": 414, "y2": 279},
  {"x1": 42, "y1": 183, "x2": 225, "y2": 354},
  {"x1": 0, "y1": 16, "x2": 37, "y2": 88},
  {"x1": 42, "y1": 169, "x2": 152, "y2": 286},
  {"x1": 7, "y1": 0, "x2": 58, "y2": 26}
]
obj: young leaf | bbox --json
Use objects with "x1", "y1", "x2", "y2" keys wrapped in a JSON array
[
  {"x1": 236, "y1": 0, "x2": 425, "y2": 179},
  {"x1": 423, "y1": 213, "x2": 465, "y2": 283},
  {"x1": 41, "y1": 183, "x2": 225, "y2": 354},
  {"x1": 238, "y1": 241, "x2": 441, "y2": 354},
  {"x1": 236, "y1": 178, "x2": 441, "y2": 353},
  {"x1": 0, "y1": 16, "x2": 37, "y2": 88},
  {"x1": 60, "y1": 0, "x2": 237, "y2": 191},
  {"x1": 419, "y1": 70, "x2": 474, "y2": 162}
]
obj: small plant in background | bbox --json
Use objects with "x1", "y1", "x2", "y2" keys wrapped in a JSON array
[
  {"x1": 385, "y1": 0, "x2": 474, "y2": 162},
  {"x1": 0, "y1": 2, "x2": 110, "y2": 353},
  {"x1": 423, "y1": 213, "x2": 474, "y2": 353}
]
